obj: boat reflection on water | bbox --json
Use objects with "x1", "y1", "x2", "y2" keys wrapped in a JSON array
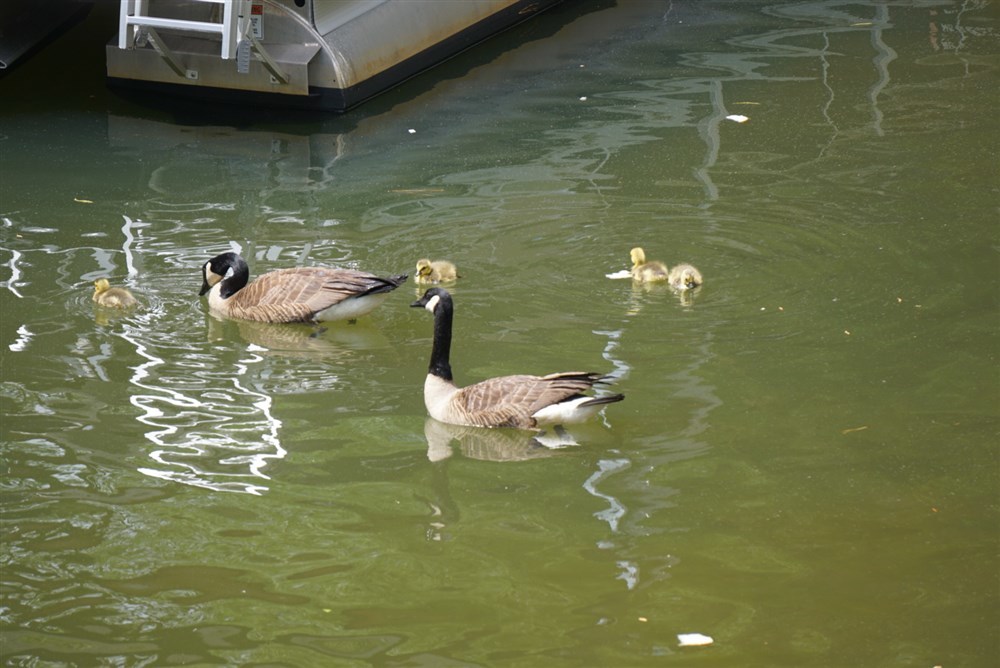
[{"x1": 423, "y1": 417, "x2": 578, "y2": 463}]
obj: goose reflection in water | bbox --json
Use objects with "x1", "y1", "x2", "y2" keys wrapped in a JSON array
[
  {"x1": 205, "y1": 314, "x2": 390, "y2": 357},
  {"x1": 423, "y1": 418, "x2": 578, "y2": 463}
]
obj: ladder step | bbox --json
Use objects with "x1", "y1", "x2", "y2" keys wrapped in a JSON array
[{"x1": 125, "y1": 16, "x2": 225, "y2": 36}]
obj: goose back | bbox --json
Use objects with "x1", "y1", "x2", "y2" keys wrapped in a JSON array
[{"x1": 431, "y1": 371, "x2": 619, "y2": 429}]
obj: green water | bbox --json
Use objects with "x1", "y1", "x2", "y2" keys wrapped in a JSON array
[{"x1": 1, "y1": 1, "x2": 997, "y2": 666}]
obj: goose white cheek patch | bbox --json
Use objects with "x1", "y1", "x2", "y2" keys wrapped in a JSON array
[{"x1": 424, "y1": 294, "x2": 440, "y2": 313}]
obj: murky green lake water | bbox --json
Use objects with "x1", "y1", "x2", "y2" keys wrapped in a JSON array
[{"x1": 1, "y1": 1, "x2": 997, "y2": 666}]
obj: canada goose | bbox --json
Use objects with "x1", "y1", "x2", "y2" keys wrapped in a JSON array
[
  {"x1": 411, "y1": 288, "x2": 624, "y2": 429},
  {"x1": 199, "y1": 252, "x2": 407, "y2": 323},
  {"x1": 668, "y1": 263, "x2": 703, "y2": 290},
  {"x1": 93, "y1": 278, "x2": 138, "y2": 309},
  {"x1": 415, "y1": 258, "x2": 459, "y2": 284},
  {"x1": 629, "y1": 247, "x2": 669, "y2": 283}
]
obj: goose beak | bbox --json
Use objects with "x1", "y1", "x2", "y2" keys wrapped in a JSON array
[
  {"x1": 199, "y1": 277, "x2": 212, "y2": 296},
  {"x1": 410, "y1": 298, "x2": 424, "y2": 308}
]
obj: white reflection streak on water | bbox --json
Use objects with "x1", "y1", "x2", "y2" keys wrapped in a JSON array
[
  {"x1": 589, "y1": 329, "x2": 636, "y2": 590},
  {"x1": 2, "y1": 245, "x2": 25, "y2": 298},
  {"x1": 9, "y1": 325, "x2": 32, "y2": 352},
  {"x1": 120, "y1": 215, "x2": 141, "y2": 280},
  {"x1": 868, "y1": 4, "x2": 896, "y2": 137},
  {"x1": 694, "y1": 79, "x2": 724, "y2": 202},
  {"x1": 2, "y1": 243, "x2": 30, "y2": 351},
  {"x1": 113, "y1": 217, "x2": 284, "y2": 495},
  {"x1": 125, "y1": 320, "x2": 286, "y2": 495},
  {"x1": 583, "y1": 458, "x2": 637, "y2": 590},
  {"x1": 584, "y1": 458, "x2": 631, "y2": 534}
]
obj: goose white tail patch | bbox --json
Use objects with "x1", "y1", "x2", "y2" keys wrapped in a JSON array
[
  {"x1": 532, "y1": 397, "x2": 609, "y2": 425},
  {"x1": 315, "y1": 292, "x2": 391, "y2": 321}
]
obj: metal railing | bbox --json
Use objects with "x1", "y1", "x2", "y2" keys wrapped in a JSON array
[{"x1": 118, "y1": 0, "x2": 248, "y2": 60}]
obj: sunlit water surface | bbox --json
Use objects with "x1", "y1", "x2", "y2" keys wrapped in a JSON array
[{"x1": 1, "y1": 1, "x2": 997, "y2": 666}]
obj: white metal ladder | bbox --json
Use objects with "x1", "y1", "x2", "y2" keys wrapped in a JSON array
[{"x1": 118, "y1": 0, "x2": 287, "y2": 83}]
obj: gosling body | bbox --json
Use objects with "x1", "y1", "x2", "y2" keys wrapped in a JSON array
[
  {"x1": 415, "y1": 258, "x2": 459, "y2": 285},
  {"x1": 412, "y1": 288, "x2": 624, "y2": 429},
  {"x1": 93, "y1": 278, "x2": 138, "y2": 309},
  {"x1": 199, "y1": 252, "x2": 407, "y2": 323},
  {"x1": 629, "y1": 247, "x2": 669, "y2": 283}
]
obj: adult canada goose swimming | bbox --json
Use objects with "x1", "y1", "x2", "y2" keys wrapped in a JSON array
[
  {"x1": 199, "y1": 252, "x2": 407, "y2": 323},
  {"x1": 412, "y1": 288, "x2": 624, "y2": 429},
  {"x1": 668, "y1": 263, "x2": 703, "y2": 290},
  {"x1": 629, "y1": 247, "x2": 669, "y2": 283},
  {"x1": 415, "y1": 258, "x2": 459, "y2": 285},
  {"x1": 93, "y1": 278, "x2": 138, "y2": 309}
]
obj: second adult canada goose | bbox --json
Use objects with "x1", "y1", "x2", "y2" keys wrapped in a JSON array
[
  {"x1": 415, "y1": 258, "x2": 459, "y2": 284},
  {"x1": 629, "y1": 247, "x2": 669, "y2": 283},
  {"x1": 93, "y1": 278, "x2": 138, "y2": 309},
  {"x1": 412, "y1": 288, "x2": 624, "y2": 429},
  {"x1": 668, "y1": 263, "x2": 703, "y2": 290},
  {"x1": 199, "y1": 252, "x2": 407, "y2": 323}
]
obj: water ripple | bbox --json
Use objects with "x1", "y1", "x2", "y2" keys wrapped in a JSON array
[{"x1": 122, "y1": 314, "x2": 286, "y2": 495}]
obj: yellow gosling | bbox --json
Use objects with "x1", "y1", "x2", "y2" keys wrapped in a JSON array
[
  {"x1": 92, "y1": 278, "x2": 138, "y2": 309},
  {"x1": 668, "y1": 263, "x2": 703, "y2": 290},
  {"x1": 415, "y1": 258, "x2": 459, "y2": 284}
]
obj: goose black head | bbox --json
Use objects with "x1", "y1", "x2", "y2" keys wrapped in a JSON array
[
  {"x1": 411, "y1": 287, "x2": 451, "y2": 313},
  {"x1": 199, "y1": 252, "x2": 247, "y2": 296}
]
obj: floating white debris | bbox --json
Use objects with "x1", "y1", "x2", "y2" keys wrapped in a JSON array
[
  {"x1": 725, "y1": 114, "x2": 749, "y2": 123},
  {"x1": 605, "y1": 270, "x2": 632, "y2": 280},
  {"x1": 579, "y1": 96, "x2": 588, "y2": 101},
  {"x1": 678, "y1": 633, "x2": 714, "y2": 647},
  {"x1": 407, "y1": 128, "x2": 416, "y2": 134}
]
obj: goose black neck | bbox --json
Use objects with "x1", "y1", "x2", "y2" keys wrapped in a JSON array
[
  {"x1": 429, "y1": 296, "x2": 454, "y2": 382},
  {"x1": 220, "y1": 256, "x2": 250, "y2": 299}
]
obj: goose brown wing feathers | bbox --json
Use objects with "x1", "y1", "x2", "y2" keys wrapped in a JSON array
[
  {"x1": 453, "y1": 372, "x2": 605, "y2": 429},
  {"x1": 230, "y1": 267, "x2": 399, "y2": 322}
]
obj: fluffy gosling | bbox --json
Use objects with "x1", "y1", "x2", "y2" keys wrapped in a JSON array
[
  {"x1": 415, "y1": 258, "x2": 459, "y2": 285},
  {"x1": 92, "y1": 278, "x2": 138, "y2": 309}
]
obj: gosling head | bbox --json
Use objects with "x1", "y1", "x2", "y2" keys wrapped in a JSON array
[
  {"x1": 93, "y1": 278, "x2": 111, "y2": 299},
  {"x1": 416, "y1": 259, "x2": 433, "y2": 279},
  {"x1": 629, "y1": 247, "x2": 646, "y2": 268},
  {"x1": 670, "y1": 264, "x2": 705, "y2": 290}
]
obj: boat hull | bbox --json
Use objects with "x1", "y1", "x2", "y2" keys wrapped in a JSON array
[{"x1": 106, "y1": 0, "x2": 564, "y2": 112}]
